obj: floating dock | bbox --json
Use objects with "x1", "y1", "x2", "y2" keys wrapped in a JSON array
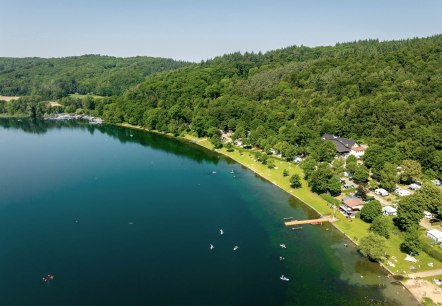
[{"x1": 284, "y1": 217, "x2": 334, "y2": 227}]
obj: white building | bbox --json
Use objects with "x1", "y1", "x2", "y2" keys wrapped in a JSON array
[
  {"x1": 395, "y1": 188, "x2": 411, "y2": 197},
  {"x1": 427, "y1": 229, "x2": 442, "y2": 243},
  {"x1": 375, "y1": 188, "x2": 389, "y2": 197},
  {"x1": 350, "y1": 146, "x2": 367, "y2": 158},
  {"x1": 382, "y1": 206, "x2": 397, "y2": 216}
]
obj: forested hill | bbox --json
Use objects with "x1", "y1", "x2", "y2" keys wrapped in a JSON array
[
  {"x1": 0, "y1": 55, "x2": 191, "y2": 98},
  {"x1": 102, "y1": 35, "x2": 442, "y2": 178}
]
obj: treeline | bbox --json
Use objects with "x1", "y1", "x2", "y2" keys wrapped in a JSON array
[
  {"x1": 100, "y1": 35, "x2": 441, "y2": 179},
  {"x1": 0, "y1": 55, "x2": 191, "y2": 98}
]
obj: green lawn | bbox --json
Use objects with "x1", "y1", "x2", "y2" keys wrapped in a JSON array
[{"x1": 69, "y1": 93, "x2": 105, "y2": 99}]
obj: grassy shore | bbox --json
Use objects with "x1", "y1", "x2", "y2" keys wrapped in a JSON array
[
  {"x1": 118, "y1": 124, "x2": 441, "y2": 273},
  {"x1": 118, "y1": 124, "x2": 442, "y2": 274}
]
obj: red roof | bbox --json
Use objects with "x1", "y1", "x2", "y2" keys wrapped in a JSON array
[
  {"x1": 351, "y1": 146, "x2": 366, "y2": 152},
  {"x1": 343, "y1": 198, "x2": 364, "y2": 207}
]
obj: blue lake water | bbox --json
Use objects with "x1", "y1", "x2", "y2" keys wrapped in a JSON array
[{"x1": 0, "y1": 119, "x2": 417, "y2": 305}]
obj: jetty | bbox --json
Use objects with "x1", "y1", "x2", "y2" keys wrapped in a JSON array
[{"x1": 284, "y1": 217, "x2": 335, "y2": 227}]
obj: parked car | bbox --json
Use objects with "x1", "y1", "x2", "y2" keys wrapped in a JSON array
[{"x1": 430, "y1": 218, "x2": 442, "y2": 224}]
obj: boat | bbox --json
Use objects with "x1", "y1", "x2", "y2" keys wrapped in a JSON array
[
  {"x1": 220, "y1": 229, "x2": 224, "y2": 235},
  {"x1": 279, "y1": 256, "x2": 285, "y2": 261},
  {"x1": 212, "y1": 171, "x2": 216, "y2": 174},
  {"x1": 291, "y1": 227, "x2": 303, "y2": 231},
  {"x1": 280, "y1": 244, "x2": 286, "y2": 249},
  {"x1": 42, "y1": 277, "x2": 48, "y2": 283},
  {"x1": 48, "y1": 274, "x2": 54, "y2": 280},
  {"x1": 280, "y1": 275, "x2": 289, "y2": 281},
  {"x1": 210, "y1": 244, "x2": 214, "y2": 250},
  {"x1": 230, "y1": 170, "x2": 234, "y2": 174},
  {"x1": 283, "y1": 217, "x2": 294, "y2": 221},
  {"x1": 233, "y1": 246, "x2": 239, "y2": 251}
]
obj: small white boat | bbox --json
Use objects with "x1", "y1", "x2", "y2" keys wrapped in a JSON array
[
  {"x1": 230, "y1": 170, "x2": 234, "y2": 174},
  {"x1": 280, "y1": 244, "x2": 286, "y2": 249},
  {"x1": 210, "y1": 244, "x2": 214, "y2": 250},
  {"x1": 220, "y1": 229, "x2": 224, "y2": 235},
  {"x1": 212, "y1": 171, "x2": 216, "y2": 174},
  {"x1": 279, "y1": 256, "x2": 285, "y2": 261},
  {"x1": 233, "y1": 246, "x2": 239, "y2": 251},
  {"x1": 280, "y1": 275, "x2": 289, "y2": 281}
]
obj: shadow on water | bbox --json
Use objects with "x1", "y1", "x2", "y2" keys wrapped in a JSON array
[{"x1": 0, "y1": 118, "x2": 220, "y2": 165}]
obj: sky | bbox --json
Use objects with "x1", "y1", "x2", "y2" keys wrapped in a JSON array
[{"x1": 0, "y1": 0, "x2": 441, "y2": 62}]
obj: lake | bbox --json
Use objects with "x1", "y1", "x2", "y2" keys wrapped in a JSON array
[{"x1": 0, "y1": 119, "x2": 417, "y2": 305}]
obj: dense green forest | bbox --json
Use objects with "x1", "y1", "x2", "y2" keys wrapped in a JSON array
[
  {"x1": 0, "y1": 55, "x2": 190, "y2": 98},
  {"x1": 1, "y1": 35, "x2": 441, "y2": 180},
  {"x1": 104, "y1": 35, "x2": 441, "y2": 179}
]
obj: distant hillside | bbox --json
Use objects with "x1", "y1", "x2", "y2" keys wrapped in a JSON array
[
  {"x1": 102, "y1": 35, "x2": 441, "y2": 177},
  {"x1": 0, "y1": 55, "x2": 191, "y2": 98}
]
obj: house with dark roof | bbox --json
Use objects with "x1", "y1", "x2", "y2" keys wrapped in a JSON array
[{"x1": 322, "y1": 134, "x2": 367, "y2": 158}]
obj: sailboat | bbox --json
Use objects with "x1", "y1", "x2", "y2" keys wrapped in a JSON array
[
  {"x1": 210, "y1": 244, "x2": 214, "y2": 250},
  {"x1": 233, "y1": 246, "x2": 239, "y2": 251},
  {"x1": 220, "y1": 229, "x2": 224, "y2": 235}
]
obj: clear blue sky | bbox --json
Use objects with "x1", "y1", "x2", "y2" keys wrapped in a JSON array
[{"x1": 1, "y1": 0, "x2": 441, "y2": 62}]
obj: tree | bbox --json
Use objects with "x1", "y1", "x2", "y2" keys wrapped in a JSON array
[
  {"x1": 346, "y1": 155, "x2": 357, "y2": 175},
  {"x1": 282, "y1": 169, "x2": 289, "y2": 177},
  {"x1": 359, "y1": 233, "x2": 387, "y2": 261},
  {"x1": 309, "y1": 163, "x2": 340, "y2": 194},
  {"x1": 399, "y1": 160, "x2": 422, "y2": 184},
  {"x1": 299, "y1": 156, "x2": 317, "y2": 180},
  {"x1": 414, "y1": 183, "x2": 442, "y2": 216},
  {"x1": 360, "y1": 200, "x2": 382, "y2": 223},
  {"x1": 369, "y1": 215, "x2": 392, "y2": 239},
  {"x1": 353, "y1": 164, "x2": 369, "y2": 183},
  {"x1": 290, "y1": 174, "x2": 302, "y2": 188},
  {"x1": 267, "y1": 159, "x2": 275, "y2": 169},
  {"x1": 210, "y1": 135, "x2": 223, "y2": 149},
  {"x1": 225, "y1": 142, "x2": 234, "y2": 152},
  {"x1": 316, "y1": 141, "x2": 336, "y2": 163},
  {"x1": 401, "y1": 227, "x2": 422, "y2": 255},
  {"x1": 395, "y1": 195, "x2": 424, "y2": 231},
  {"x1": 379, "y1": 162, "x2": 398, "y2": 191},
  {"x1": 332, "y1": 158, "x2": 345, "y2": 177}
]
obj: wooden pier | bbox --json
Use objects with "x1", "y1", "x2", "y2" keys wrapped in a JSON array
[{"x1": 284, "y1": 217, "x2": 334, "y2": 227}]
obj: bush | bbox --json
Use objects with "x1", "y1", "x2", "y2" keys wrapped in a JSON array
[
  {"x1": 225, "y1": 142, "x2": 234, "y2": 152},
  {"x1": 320, "y1": 194, "x2": 340, "y2": 206},
  {"x1": 421, "y1": 241, "x2": 442, "y2": 262},
  {"x1": 282, "y1": 169, "x2": 289, "y2": 177}
]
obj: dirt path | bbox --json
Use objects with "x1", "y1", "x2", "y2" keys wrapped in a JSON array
[
  {"x1": 408, "y1": 268, "x2": 442, "y2": 278},
  {"x1": 404, "y1": 279, "x2": 442, "y2": 304}
]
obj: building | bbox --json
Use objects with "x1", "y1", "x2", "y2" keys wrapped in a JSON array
[
  {"x1": 339, "y1": 196, "x2": 364, "y2": 217},
  {"x1": 382, "y1": 206, "x2": 397, "y2": 216},
  {"x1": 350, "y1": 146, "x2": 367, "y2": 158},
  {"x1": 427, "y1": 229, "x2": 442, "y2": 243},
  {"x1": 375, "y1": 188, "x2": 389, "y2": 197},
  {"x1": 395, "y1": 188, "x2": 411, "y2": 197},
  {"x1": 322, "y1": 134, "x2": 367, "y2": 158}
]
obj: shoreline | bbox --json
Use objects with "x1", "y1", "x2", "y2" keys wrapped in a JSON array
[{"x1": 107, "y1": 123, "x2": 436, "y2": 303}]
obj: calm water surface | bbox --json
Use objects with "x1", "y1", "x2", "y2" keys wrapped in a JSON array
[{"x1": 0, "y1": 119, "x2": 418, "y2": 305}]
